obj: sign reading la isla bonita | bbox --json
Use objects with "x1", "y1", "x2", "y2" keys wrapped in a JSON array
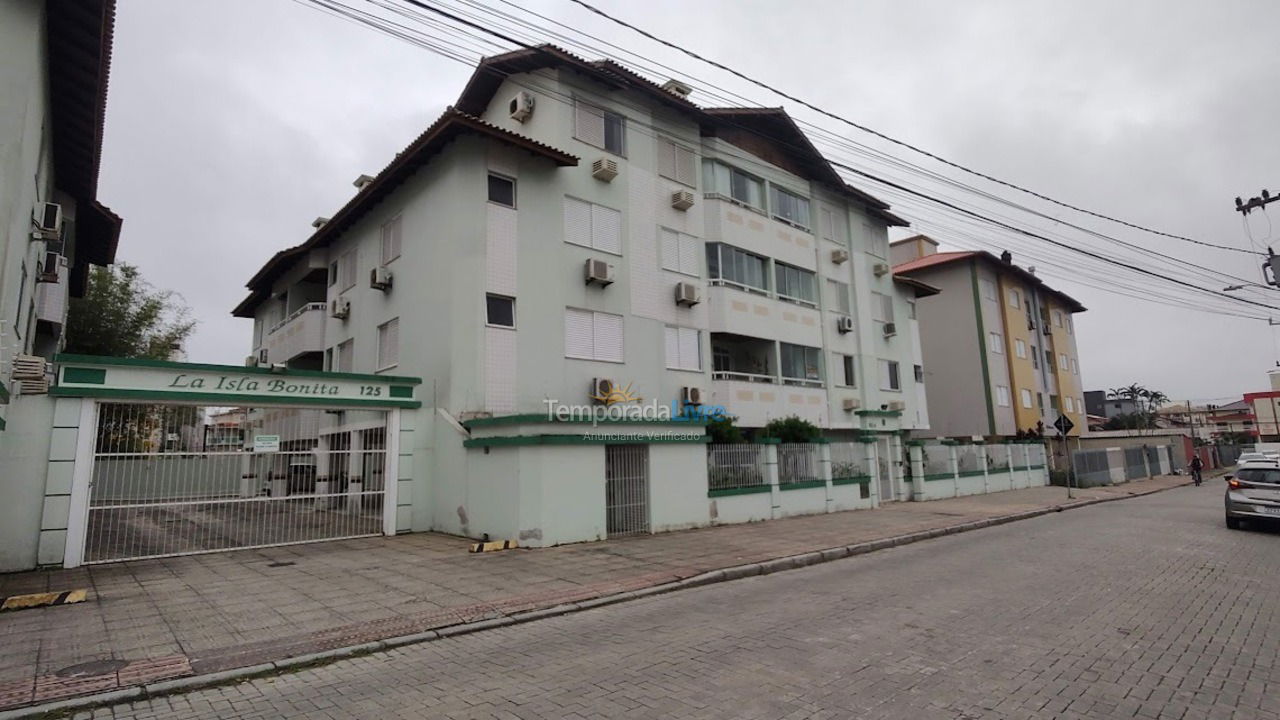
[{"x1": 168, "y1": 374, "x2": 360, "y2": 397}]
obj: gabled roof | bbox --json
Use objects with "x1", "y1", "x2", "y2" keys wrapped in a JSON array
[
  {"x1": 455, "y1": 45, "x2": 905, "y2": 226},
  {"x1": 893, "y1": 247, "x2": 1086, "y2": 313},
  {"x1": 232, "y1": 108, "x2": 578, "y2": 317}
]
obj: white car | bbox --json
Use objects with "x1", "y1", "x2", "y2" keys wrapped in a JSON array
[{"x1": 1235, "y1": 452, "x2": 1277, "y2": 465}]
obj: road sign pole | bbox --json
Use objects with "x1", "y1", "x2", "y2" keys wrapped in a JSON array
[{"x1": 1064, "y1": 430, "x2": 1076, "y2": 499}]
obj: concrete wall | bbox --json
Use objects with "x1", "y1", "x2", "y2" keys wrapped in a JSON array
[
  {"x1": 911, "y1": 261, "x2": 988, "y2": 437},
  {"x1": 0, "y1": 395, "x2": 57, "y2": 571}
]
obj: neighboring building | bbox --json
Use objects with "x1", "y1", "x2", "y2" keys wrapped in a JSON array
[
  {"x1": 233, "y1": 46, "x2": 938, "y2": 544},
  {"x1": 1084, "y1": 390, "x2": 1140, "y2": 420},
  {"x1": 892, "y1": 236, "x2": 1086, "y2": 438},
  {"x1": 1158, "y1": 400, "x2": 1256, "y2": 442},
  {"x1": 0, "y1": 0, "x2": 122, "y2": 571}
]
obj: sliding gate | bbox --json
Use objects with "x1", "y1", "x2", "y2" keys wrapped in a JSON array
[{"x1": 83, "y1": 402, "x2": 392, "y2": 564}]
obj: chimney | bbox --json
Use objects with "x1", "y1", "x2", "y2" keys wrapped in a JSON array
[
  {"x1": 1000, "y1": 250, "x2": 1012, "y2": 264},
  {"x1": 353, "y1": 174, "x2": 375, "y2": 190},
  {"x1": 312, "y1": 217, "x2": 329, "y2": 229},
  {"x1": 1027, "y1": 266, "x2": 1036, "y2": 275},
  {"x1": 660, "y1": 79, "x2": 693, "y2": 99}
]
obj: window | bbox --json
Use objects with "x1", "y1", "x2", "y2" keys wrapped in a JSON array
[
  {"x1": 327, "y1": 261, "x2": 338, "y2": 288},
  {"x1": 1067, "y1": 316, "x2": 1074, "y2": 335},
  {"x1": 704, "y1": 160, "x2": 764, "y2": 210},
  {"x1": 871, "y1": 291, "x2": 894, "y2": 323},
  {"x1": 381, "y1": 215, "x2": 402, "y2": 264},
  {"x1": 660, "y1": 228, "x2": 700, "y2": 275},
  {"x1": 664, "y1": 326, "x2": 701, "y2": 371},
  {"x1": 1053, "y1": 310, "x2": 1064, "y2": 328},
  {"x1": 1050, "y1": 395, "x2": 1060, "y2": 411},
  {"x1": 996, "y1": 385, "x2": 1011, "y2": 407},
  {"x1": 879, "y1": 359, "x2": 901, "y2": 391},
  {"x1": 657, "y1": 138, "x2": 696, "y2": 186},
  {"x1": 1071, "y1": 358, "x2": 1079, "y2": 375},
  {"x1": 1044, "y1": 349, "x2": 1053, "y2": 369},
  {"x1": 486, "y1": 294, "x2": 515, "y2": 328},
  {"x1": 1021, "y1": 388, "x2": 1033, "y2": 408},
  {"x1": 914, "y1": 364, "x2": 924, "y2": 383},
  {"x1": 865, "y1": 222, "x2": 888, "y2": 258},
  {"x1": 1065, "y1": 396, "x2": 1074, "y2": 413},
  {"x1": 706, "y1": 243, "x2": 768, "y2": 292},
  {"x1": 254, "y1": 319, "x2": 264, "y2": 348},
  {"x1": 377, "y1": 318, "x2": 400, "y2": 370},
  {"x1": 564, "y1": 197, "x2": 622, "y2": 254},
  {"x1": 1015, "y1": 339, "x2": 1027, "y2": 359},
  {"x1": 574, "y1": 99, "x2": 625, "y2": 155},
  {"x1": 1058, "y1": 353, "x2": 1069, "y2": 371},
  {"x1": 988, "y1": 331, "x2": 1004, "y2": 354},
  {"x1": 780, "y1": 343, "x2": 822, "y2": 383},
  {"x1": 1007, "y1": 288, "x2": 1020, "y2": 309},
  {"x1": 908, "y1": 300, "x2": 917, "y2": 320},
  {"x1": 769, "y1": 185, "x2": 811, "y2": 229},
  {"x1": 775, "y1": 263, "x2": 817, "y2": 305},
  {"x1": 336, "y1": 339, "x2": 354, "y2": 373},
  {"x1": 1038, "y1": 393, "x2": 1044, "y2": 410},
  {"x1": 827, "y1": 279, "x2": 851, "y2": 315},
  {"x1": 838, "y1": 354, "x2": 856, "y2": 387},
  {"x1": 1032, "y1": 350, "x2": 1039, "y2": 369},
  {"x1": 488, "y1": 173, "x2": 515, "y2": 207},
  {"x1": 980, "y1": 278, "x2": 996, "y2": 301},
  {"x1": 820, "y1": 205, "x2": 848, "y2": 245},
  {"x1": 338, "y1": 250, "x2": 357, "y2": 291},
  {"x1": 564, "y1": 308, "x2": 624, "y2": 362},
  {"x1": 324, "y1": 348, "x2": 333, "y2": 372}
]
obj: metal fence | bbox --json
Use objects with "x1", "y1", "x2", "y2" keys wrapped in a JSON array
[
  {"x1": 956, "y1": 445, "x2": 982, "y2": 474},
  {"x1": 1123, "y1": 447, "x2": 1148, "y2": 480},
  {"x1": 605, "y1": 445, "x2": 649, "y2": 536},
  {"x1": 986, "y1": 444, "x2": 1011, "y2": 473},
  {"x1": 707, "y1": 444, "x2": 766, "y2": 492},
  {"x1": 778, "y1": 443, "x2": 820, "y2": 485},
  {"x1": 1072, "y1": 448, "x2": 1112, "y2": 486}
]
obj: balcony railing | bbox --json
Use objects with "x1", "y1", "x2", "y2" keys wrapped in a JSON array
[
  {"x1": 712, "y1": 371, "x2": 775, "y2": 384},
  {"x1": 270, "y1": 302, "x2": 327, "y2": 335},
  {"x1": 261, "y1": 303, "x2": 327, "y2": 363}
]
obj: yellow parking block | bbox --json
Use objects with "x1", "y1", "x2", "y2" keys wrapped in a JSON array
[
  {"x1": 0, "y1": 589, "x2": 88, "y2": 612},
  {"x1": 469, "y1": 539, "x2": 519, "y2": 553}
]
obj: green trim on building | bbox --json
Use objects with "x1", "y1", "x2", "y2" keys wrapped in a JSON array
[
  {"x1": 54, "y1": 353, "x2": 423, "y2": 385},
  {"x1": 62, "y1": 367, "x2": 107, "y2": 385},
  {"x1": 389, "y1": 385, "x2": 414, "y2": 399},
  {"x1": 904, "y1": 440, "x2": 926, "y2": 447},
  {"x1": 1029, "y1": 464, "x2": 1046, "y2": 470},
  {"x1": 957, "y1": 470, "x2": 987, "y2": 478},
  {"x1": 832, "y1": 475, "x2": 871, "y2": 486},
  {"x1": 49, "y1": 386, "x2": 422, "y2": 409},
  {"x1": 754, "y1": 437, "x2": 782, "y2": 444},
  {"x1": 855, "y1": 409, "x2": 902, "y2": 417},
  {"x1": 464, "y1": 433, "x2": 712, "y2": 448},
  {"x1": 780, "y1": 479, "x2": 826, "y2": 491},
  {"x1": 707, "y1": 484, "x2": 771, "y2": 498},
  {"x1": 969, "y1": 261, "x2": 997, "y2": 436},
  {"x1": 923, "y1": 472, "x2": 955, "y2": 481},
  {"x1": 462, "y1": 412, "x2": 710, "y2": 428}
]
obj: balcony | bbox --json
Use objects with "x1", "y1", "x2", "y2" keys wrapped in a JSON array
[
  {"x1": 34, "y1": 261, "x2": 69, "y2": 326},
  {"x1": 710, "y1": 333, "x2": 827, "y2": 427},
  {"x1": 706, "y1": 284, "x2": 822, "y2": 347},
  {"x1": 261, "y1": 302, "x2": 326, "y2": 364}
]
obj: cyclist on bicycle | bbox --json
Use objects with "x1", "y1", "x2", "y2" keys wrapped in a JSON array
[{"x1": 1189, "y1": 454, "x2": 1203, "y2": 486}]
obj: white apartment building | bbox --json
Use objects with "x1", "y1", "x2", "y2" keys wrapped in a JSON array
[{"x1": 234, "y1": 46, "x2": 937, "y2": 545}]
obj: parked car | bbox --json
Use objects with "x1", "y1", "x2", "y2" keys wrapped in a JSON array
[
  {"x1": 1224, "y1": 461, "x2": 1280, "y2": 529},
  {"x1": 1234, "y1": 452, "x2": 1275, "y2": 465}
]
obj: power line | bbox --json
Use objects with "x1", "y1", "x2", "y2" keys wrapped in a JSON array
[{"x1": 564, "y1": 0, "x2": 1260, "y2": 257}]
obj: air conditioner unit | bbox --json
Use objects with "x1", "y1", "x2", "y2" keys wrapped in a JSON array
[
  {"x1": 591, "y1": 157, "x2": 619, "y2": 182},
  {"x1": 584, "y1": 258, "x2": 614, "y2": 286},
  {"x1": 681, "y1": 386, "x2": 703, "y2": 406},
  {"x1": 370, "y1": 266, "x2": 393, "y2": 291},
  {"x1": 33, "y1": 202, "x2": 62, "y2": 240},
  {"x1": 872, "y1": 262, "x2": 890, "y2": 277},
  {"x1": 20, "y1": 376, "x2": 50, "y2": 395},
  {"x1": 591, "y1": 378, "x2": 615, "y2": 402},
  {"x1": 671, "y1": 190, "x2": 695, "y2": 211},
  {"x1": 842, "y1": 397, "x2": 860, "y2": 411},
  {"x1": 37, "y1": 252, "x2": 63, "y2": 283},
  {"x1": 836, "y1": 315, "x2": 854, "y2": 334},
  {"x1": 257, "y1": 348, "x2": 269, "y2": 364},
  {"x1": 887, "y1": 400, "x2": 906, "y2": 411},
  {"x1": 508, "y1": 91, "x2": 535, "y2": 122},
  {"x1": 831, "y1": 248, "x2": 850, "y2": 264},
  {"x1": 329, "y1": 298, "x2": 351, "y2": 320},
  {"x1": 674, "y1": 281, "x2": 701, "y2": 306},
  {"x1": 245, "y1": 355, "x2": 258, "y2": 367},
  {"x1": 882, "y1": 322, "x2": 897, "y2": 338},
  {"x1": 11, "y1": 354, "x2": 46, "y2": 380}
]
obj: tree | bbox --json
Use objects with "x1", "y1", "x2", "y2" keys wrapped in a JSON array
[
  {"x1": 65, "y1": 264, "x2": 195, "y2": 359},
  {"x1": 762, "y1": 415, "x2": 822, "y2": 443}
]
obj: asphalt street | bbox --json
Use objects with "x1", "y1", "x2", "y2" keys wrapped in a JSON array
[{"x1": 74, "y1": 484, "x2": 1280, "y2": 719}]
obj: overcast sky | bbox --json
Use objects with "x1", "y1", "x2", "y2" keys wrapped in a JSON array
[{"x1": 99, "y1": 0, "x2": 1280, "y2": 404}]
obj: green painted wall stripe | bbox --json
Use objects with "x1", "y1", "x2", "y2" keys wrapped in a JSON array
[
  {"x1": 54, "y1": 353, "x2": 423, "y2": 384},
  {"x1": 957, "y1": 470, "x2": 987, "y2": 478},
  {"x1": 779, "y1": 479, "x2": 826, "y2": 491},
  {"x1": 50, "y1": 386, "x2": 421, "y2": 409},
  {"x1": 463, "y1": 412, "x2": 710, "y2": 428},
  {"x1": 62, "y1": 367, "x2": 106, "y2": 385},
  {"x1": 855, "y1": 409, "x2": 902, "y2": 417},
  {"x1": 707, "y1": 484, "x2": 772, "y2": 497},
  {"x1": 389, "y1": 385, "x2": 414, "y2": 399},
  {"x1": 464, "y1": 433, "x2": 711, "y2": 448},
  {"x1": 832, "y1": 475, "x2": 871, "y2": 486},
  {"x1": 923, "y1": 472, "x2": 955, "y2": 481},
  {"x1": 969, "y1": 261, "x2": 997, "y2": 436}
]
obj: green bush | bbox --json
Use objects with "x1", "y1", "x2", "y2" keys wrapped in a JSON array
[
  {"x1": 762, "y1": 415, "x2": 822, "y2": 443},
  {"x1": 706, "y1": 415, "x2": 745, "y2": 444}
]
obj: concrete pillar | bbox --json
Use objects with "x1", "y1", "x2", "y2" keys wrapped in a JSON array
[
  {"x1": 764, "y1": 443, "x2": 780, "y2": 519},
  {"x1": 865, "y1": 440, "x2": 880, "y2": 508},
  {"x1": 978, "y1": 443, "x2": 990, "y2": 494},
  {"x1": 949, "y1": 444, "x2": 960, "y2": 499},
  {"x1": 891, "y1": 435, "x2": 907, "y2": 502},
  {"x1": 909, "y1": 444, "x2": 926, "y2": 502},
  {"x1": 314, "y1": 434, "x2": 331, "y2": 511},
  {"x1": 819, "y1": 443, "x2": 833, "y2": 513},
  {"x1": 1142, "y1": 445, "x2": 1153, "y2": 479},
  {"x1": 347, "y1": 430, "x2": 365, "y2": 514}
]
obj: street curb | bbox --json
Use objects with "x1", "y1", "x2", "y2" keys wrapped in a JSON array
[{"x1": 1, "y1": 477, "x2": 1195, "y2": 720}]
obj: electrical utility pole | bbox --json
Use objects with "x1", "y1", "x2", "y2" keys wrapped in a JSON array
[{"x1": 1236, "y1": 188, "x2": 1280, "y2": 285}]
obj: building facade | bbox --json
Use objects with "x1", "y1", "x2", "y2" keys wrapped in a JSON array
[
  {"x1": 0, "y1": 0, "x2": 121, "y2": 571},
  {"x1": 892, "y1": 236, "x2": 1085, "y2": 439},
  {"x1": 234, "y1": 47, "x2": 938, "y2": 545}
]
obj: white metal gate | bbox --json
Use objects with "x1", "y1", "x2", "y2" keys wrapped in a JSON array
[
  {"x1": 83, "y1": 402, "x2": 391, "y2": 563},
  {"x1": 605, "y1": 445, "x2": 649, "y2": 536},
  {"x1": 875, "y1": 437, "x2": 896, "y2": 502}
]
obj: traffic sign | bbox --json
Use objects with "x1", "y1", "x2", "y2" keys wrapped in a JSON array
[{"x1": 1053, "y1": 414, "x2": 1075, "y2": 435}]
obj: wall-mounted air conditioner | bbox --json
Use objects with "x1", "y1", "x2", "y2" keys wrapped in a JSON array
[
  {"x1": 20, "y1": 376, "x2": 50, "y2": 395},
  {"x1": 591, "y1": 378, "x2": 615, "y2": 402},
  {"x1": 584, "y1": 258, "x2": 614, "y2": 286},
  {"x1": 836, "y1": 316, "x2": 854, "y2": 334},
  {"x1": 882, "y1": 322, "x2": 897, "y2": 338},
  {"x1": 509, "y1": 91, "x2": 535, "y2": 122},
  {"x1": 872, "y1": 262, "x2": 890, "y2": 277},
  {"x1": 11, "y1": 354, "x2": 46, "y2": 380},
  {"x1": 681, "y1": 386, "x2": 703, "y2": 406},
  {"x1": 671, "y1": 190, "x2": 695, "y2": 211},
  {"x1": 842, "y1": 397, "x2": 860, "y2": 411},
  {"x1": 370, "y1": 266, "x2": 393, "y2": 291},
  {"x1": 245, "y1": 355, "x2": 258, "y2": 367},
  {"x1": 329, "y1": 298, "x2": 351, "y2": 320},
  {"x1": 831, "y1": 249, "x2": 849, "y2": 264},
  {"x1": 38, "y1": 252, "x2": 64, "y2": 283},
  {"x1": 887, "y1": 400, "x2": 906, "y2": 411},
  {"x1": 591, "y1": 157, "x2": 619, "y2": 182},
  {"x1": 33, "y1": 202, "x2": 62, "y2": 240},
  {"x1": 674, "y1": 281, "x2": 701, "y2": 306}
]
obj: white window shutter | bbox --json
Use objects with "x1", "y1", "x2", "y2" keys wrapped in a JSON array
[
  {"x1": 676, "y1": 146, "x2": 696, "y2": 186},
  {"x1": 338, "y1": 341, "x2": 353, "y2": 373},
  {"x1": 593, "y1": 312, "x2": 624, "y2": 362},
  {"x1": 564, "y1": 308, "x2": 594, "y2": 358},
  {"x1": 592, "y1": 205, "x2": 622, "y2": 254},
  {"x1": 664, "y1": 326, "x2": 680, "y2": 368},
  {"x1": 378, "y1": 318, "x2": 400, "y2": 368},
  {"x1": 678, "y1": 328, "x2": 700, "y2": 370},
  {"x1": 821, "y1": 208, "x2": 834, "y2": 241},
  {"x1": 677, "y1": 235, "x2": 699, "y2": 275},
  {"x1": 658, "y1": 139, "x2": 676, "y2": 180},
  {"x1": 564, "y1": 197, "x2": 592, "y2": 249},
  {"x1": 660, "y1": 229, "x2": 679, "y2": 271},
  {"x1": 574, "y1": 100, "x2": 606, "y2": 147}
]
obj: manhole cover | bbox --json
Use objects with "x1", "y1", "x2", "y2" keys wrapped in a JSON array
[{"x1": 55, "y1": 659, "x2": 129, "y2": 678}]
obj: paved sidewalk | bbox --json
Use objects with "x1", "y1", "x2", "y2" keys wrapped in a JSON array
[{"x1": 0, "y1": 475, "x2": 1191, "y2": 711}]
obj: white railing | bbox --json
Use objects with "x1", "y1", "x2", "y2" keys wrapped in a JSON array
[
  {"x1": 269, "y1": 302, "x2": 327, "y2": 335},
  {"x1": 829, "y1": 442, "x2": 867, "y2": 480},
  {"x1": 707, "y1": 444, "x2": 766, "y2": 491},
  {"x1": 777, "y1": 443, "x2": 819, "y2": 485},
  {"x1": 781, "y1": 376, "x2": 824, "y2": 388},
  {"x1": 712, "y1": 371, "x2": 775, "y2": 384},
  {"x1": 708, "y1": 278, "x2": 770, "y2": 297},
  {"x1": 776, "y1": 293, "x2": 818, "y2": 309}
]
